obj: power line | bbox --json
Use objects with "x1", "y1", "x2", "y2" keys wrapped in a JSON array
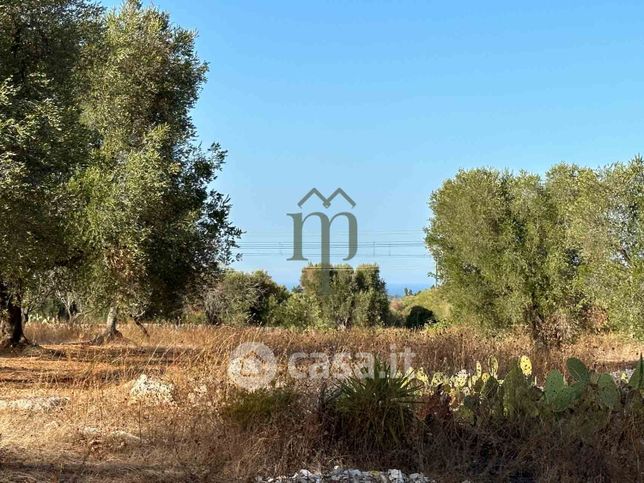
[
  {"x1": 240, "y1": 255, "x2": 430, "y2": 259},
  {"x1": 237, "y1": 243, "x2": 426, "y2": 249}
]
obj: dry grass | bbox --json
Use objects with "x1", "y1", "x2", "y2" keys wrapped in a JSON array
[{"x1": 0, "y1": 322, "x2": 640, "y2": 482}]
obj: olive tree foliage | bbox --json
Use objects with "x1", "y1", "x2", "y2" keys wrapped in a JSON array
[
  {"x1": 425, "y1": 168, "x2": 587, "y2": 343},
  {"x1": 202, "y1": 265, "x2": 390, "y2": 329},
  {"x1": 299, "y1": 264, "x2": 390, "y2": 328},
  {"x1": 426, "y1": 161, "x2": 644, "y2": 342},
  {"x1": 204, "y1": 271, "x2": 288, "y2": 326},
  {"x1": 566, "y1": 158, "x2": 644, "y2": 337},
  {"x1": 0, "y1": 0, "x2": 101, "y2": 346},
  {"x1": 70, "y1": 0, "x2": 240, "y2": 337}
]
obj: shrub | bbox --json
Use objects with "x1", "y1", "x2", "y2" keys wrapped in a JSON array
[
  {"x1": 320, "y1": 359, "x2": 422, "y2": 451},
  {"x1": 425, "y1": 160, "x2": 644, "y2": 342},
  {"x1": 267, "y1": 291, "x2": 323, "y2": 328},
  {"x1": 415, "y1": 356, "x2": 644, "y2": 480},
  {"x1": 420, "y1": 355, "x2": 644, "y2": 430},
  {"x1": 204, "y1": 270, "x2": 288, "y2": 326},
  {"x1": 404, "y1": 305, "x2": 436, "y2": 329}
]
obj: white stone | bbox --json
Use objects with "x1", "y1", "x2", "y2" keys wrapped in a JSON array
[
  {"x1": 0, "y1": 396, "x2": 69, "y2": 411},
  {"x1": 79, "y1": 426, "x2": 101, "y2": 438},
  {"x1": 387, "y1": 469, "x2": 405, "y2": 482},
  {"x1": 409, "y1": 474, "x2": 428, "y2": 482},
  {"x1": 108, "y1": 430, "x2": 142, "y2": 444},
  {"x1": 129, "y1": 374, "x2": 174, "y2": 405}
]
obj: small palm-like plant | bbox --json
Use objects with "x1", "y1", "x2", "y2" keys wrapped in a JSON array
[{"x1": 321, "y1": 359, "x2": 422, "y2": 450}]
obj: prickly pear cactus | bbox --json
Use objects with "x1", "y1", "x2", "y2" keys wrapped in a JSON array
[
  {"x1": 489, "y1": 356, "x2": 499, "y2": 379},
  {"x1": 628, "y1": 355, "x2": 644, "y2": 390},
  {"x1": 503, "y1": 363, "x2": 538, "y2": 417},
  {"x1": 566, "y1": 357, "x2": 590, "y2": 384},
  {"x1": 597, "y1": 373, "x2": 620, "y2": 410},
  {"x1": 424, "y1": 354, "x2": 642, "y2": 433},
  {"x1": 413, "y1": 367, "x2": 429, "y2": 386},
  {"x1": 481, "y1": 375, "x2": 499, "y2": 399},
  {"x1": 429, "y1": 371, "x2": 448, "y2": 390},
  {"x1": 519, "y1": 356, "x2": 532, "y2": 377},
  {"x1": 544, "y1": 369, "x2": 576, "y2": 412}
]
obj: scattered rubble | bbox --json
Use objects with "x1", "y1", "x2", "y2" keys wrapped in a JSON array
[
  {"x1": 611, "y1": 368, "x2": 635, "y2": 383},
  {"x1": 256, "y1": 467, "x2": 434, "y2": 482}
]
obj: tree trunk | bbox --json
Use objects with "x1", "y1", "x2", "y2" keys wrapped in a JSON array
[
  {"x1": 132, "y1": 313, "x2": 150, "y2": 338},
  {"x1": 21, "y1": 307, "x2": 29, "y2": 325},
  {"x1": 106, "y1": 305, "x2": 118, "y2": 334},
  {"x1": 0, "y1": 281, "x2": 27, "y2": 348},
  {"x1": 92, "y1": 304, "x2": 122, "y2": 344}
]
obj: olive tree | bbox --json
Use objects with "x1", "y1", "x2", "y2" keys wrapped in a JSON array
[
  {"x1": 71, "y1": 0, "x2": 240, "y2": 340},
  {"x1": 0, "y1": 0, "x2": 100, "y2": 347},
  {"x1": 566, "y1": 157, "x2": 644, "y2": 337},
  {"x1": 300, "y1": 264, "x2": 389, "y2": 328},
  {"x1": 425, "y1": 168, "x2": 587, "y2": 342}
]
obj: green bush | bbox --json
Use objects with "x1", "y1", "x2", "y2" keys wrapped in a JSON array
[
  {"x1": 420, "y1": 355, "x2": 644, "y2": 433},
  {"x1": 404, "y1": 305, "x2": 436, "y2": 329},
  {"x1": 267, "y1": 291, "x2": 324, "y2": 328},
  {"x1": 417, "y1": 356, "x2": 644, "y2": 481},
  {"x1": 425, "y1": 160, "x2": 644, "y2": 342},
  {"x1": 204, "y1": 270, "x2": 288, "y2": 326},
  {"x1": 205, "y1": 265, "x2": 392, "y2": 329}
]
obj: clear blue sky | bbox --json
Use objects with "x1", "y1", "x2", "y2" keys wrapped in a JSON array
[{"x1": 104, "y1": 0, "x2": 644, "y2": 290}]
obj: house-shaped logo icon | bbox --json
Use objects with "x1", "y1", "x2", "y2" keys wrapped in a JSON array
[{"x1": 297, "y1": 188, "x2": 356, "y2": 209}]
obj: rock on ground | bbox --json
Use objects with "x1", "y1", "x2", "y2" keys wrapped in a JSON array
[
  {"x1": 129, "y1": 374, "x2": 174, "y2": 405},
  {"x1": 79, "y1": 426, "x2": 143, "y2": 446},
  {"x1": 0, "y1": 396, "x2": 69, "y2": 411}
]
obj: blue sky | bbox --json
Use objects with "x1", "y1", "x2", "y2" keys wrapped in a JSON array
[{"x1": 104, "y1": 1, "x2": 644, "y2": 289}]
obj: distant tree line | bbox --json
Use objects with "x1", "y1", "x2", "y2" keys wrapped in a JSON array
[
  {"x1": 426, "y1": 159, "x2": 644, "y2": 343},
  {"x1": 204, "y1": 264, "x2": 393, "y2": 329}
]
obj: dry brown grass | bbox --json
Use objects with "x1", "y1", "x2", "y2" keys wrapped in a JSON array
[{"x1": 0, "y1": 322, "x2": 640, "y2": 482}]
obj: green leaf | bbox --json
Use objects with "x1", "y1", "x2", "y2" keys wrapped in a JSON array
[{"x1": 570, "y1": 380, "x2": 587, "y2": 399}]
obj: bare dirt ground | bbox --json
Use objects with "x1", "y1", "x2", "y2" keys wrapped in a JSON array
[{"x1": 0, "y1": 323, "x2": 641, "y2": 482}]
